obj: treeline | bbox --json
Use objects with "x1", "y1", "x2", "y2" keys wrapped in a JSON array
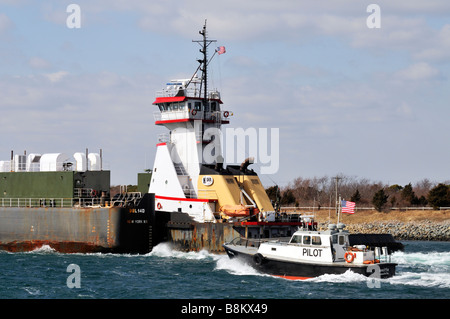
[{"x1": 266, "y1": 175, "x2": 450, "y2": 211}]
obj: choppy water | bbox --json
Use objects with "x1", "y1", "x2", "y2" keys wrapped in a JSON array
[{"x1": 0, "y1": 241, "x2": 448, "y2": 302}]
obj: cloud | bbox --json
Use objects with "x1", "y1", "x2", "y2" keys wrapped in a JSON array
[
  {"x1": 413, "y1": 24, "x2": 450, "y2": 62},
  {"x1": 23, "y1": 1, "x2": 450, "y2": 64},
  {"x1": 0, "y1": 13, "x2": 13, "y2": 33},
  {"x1": 394, "y1": 62, "x2": 441, "y2": 81},
  {"x1": 0, "y1": 71, "x2": 159, "y2": 184},
  {"x1": 29, "y1": 57, "x2": 52, "y2": 69},
  {"x1": 44, "y1": 70, "x2": 68, "y2": 82},
  {"x1": 396, "y1": 101, "x2": 413, "y2": 119}
]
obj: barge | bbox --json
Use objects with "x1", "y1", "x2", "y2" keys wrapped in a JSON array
[{"x1": 0, "y1": 151, "x2": 162, "y2": 254}]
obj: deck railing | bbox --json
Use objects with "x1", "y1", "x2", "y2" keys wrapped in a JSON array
[
  {"x1": 228, "y1": 237, "x2": 287, "y2": 249},
  {"x1": 0, "y1": 197, "x2": 105, "y2": 208},
  {"x1": 153, "y1": 110, "x2": 226, "y2": 123}
]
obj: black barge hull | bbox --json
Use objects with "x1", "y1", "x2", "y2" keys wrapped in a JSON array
[
  {"x1": 0, "y1": 194, "x2": 160, "y2": 254},
  {"x1": 223, "y1": 245, "x2": 397, "y2": 280}
]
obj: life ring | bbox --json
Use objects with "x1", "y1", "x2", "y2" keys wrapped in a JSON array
[
  {"x1": 223, "y1": 111, "x2": 229, "y2": 118},
  {"x1": 344, "y1": 252, "x2": 355, "y2": 263},
  {"x1": 91, "y1": 189, "x2": 97, "y2": 197},
  {"x1": 157, "y1": 202, "x2": 162, "y2": 210},
  {"x1": 191, "y1": 109, "x2": 197, "y2": 116}
]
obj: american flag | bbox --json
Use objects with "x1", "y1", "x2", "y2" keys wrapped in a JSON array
[
  {"x1": 216, "y1": 46, "x2": 226, "y2": 55},
  {"x1": 341, "y1": 200, "x2": 356, "y2": 214}
]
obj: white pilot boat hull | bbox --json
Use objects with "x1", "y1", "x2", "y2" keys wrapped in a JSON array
[
  {"x1": 223, "y1": 225, "x2": 398, "y2": 280},
  {"x1": 223, "y1": 244, "x2": 396, "y2": 280}
]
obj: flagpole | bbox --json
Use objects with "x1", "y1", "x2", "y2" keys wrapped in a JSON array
[
  {"x1": 337, "y1": 195, "x2": 341, "y2": 224},
  {"x1": 186, "y1": 48, "x2": 218, "y2": 88},
  {"x1": 207, "y1": 50, "x2": 217, "y2": 66},
  {"x1": 328, "y1": 193, "x2": 332, "y2": 224}
]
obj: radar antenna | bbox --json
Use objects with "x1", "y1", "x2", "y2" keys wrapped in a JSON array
[{"x1": 192, "y1": 20, "x2": 217, "y2": 105}]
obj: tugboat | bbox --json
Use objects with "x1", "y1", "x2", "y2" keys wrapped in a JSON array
[
  {"x1": 223, "y1": 220, "x2": 397, "y2": 279},
  {"x1": 146, "y1": 21, "x2": 308, "y2": 251},
  {"x1": 142, "y1": 21, "x2": 403, "y2": 254}
]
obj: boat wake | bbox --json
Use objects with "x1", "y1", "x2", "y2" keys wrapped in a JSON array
[
  {"x1": 147, "y1": 242, "x2": 212, "y2": 260},
  {"x1": 307, "y1": 270, "x2": 368, "y2": 283},
  {"x1": 214, "y1": 254, "x2": 265, "y2": 277},
  {"x1": 148, "y1": 243, "x2": 264, "y2": 276},
  {"x1": 29, "y1": 245, "x2": 57, "y2": 254},
  {"x1": 388, "y1": 250, "x2": 450, "y2": 289},
  {"x1": 392, "y1": 250, "x2": 450, "y2": 269},
  {"x1": 389, "y1": 271, "x2": 450, "y2": 289}
]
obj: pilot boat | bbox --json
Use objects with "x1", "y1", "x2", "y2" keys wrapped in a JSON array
[{"x1": 223, "y1": 220, "x2": 397, "y2": 280}]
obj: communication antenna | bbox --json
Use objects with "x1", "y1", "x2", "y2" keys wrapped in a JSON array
[{"x1": 192, "y1": 20, "x2": 217, "y2": 105}]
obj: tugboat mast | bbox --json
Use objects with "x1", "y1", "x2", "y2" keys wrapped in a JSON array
[{"x1": 192, "y1": 20, "x2": 216, "y2": 107}]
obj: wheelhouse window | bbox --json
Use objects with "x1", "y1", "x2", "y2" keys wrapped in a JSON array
[
  {"x1": 332, "y1": 235, "x2": 338, "y2": 244},
  {"x1": 303, "y1": 236, "x2": 311, "y2": 245},
  {"x1": 290, "y1": 235, "x2": 301, "y2": 244},
  {"x1": 312, "y1": 236, "x2": 322, "y2": 245},
  {"x1": 194, "y1": 102, "x2": 202, "y2": 111}
]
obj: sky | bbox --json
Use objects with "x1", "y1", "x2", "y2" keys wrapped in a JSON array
[{"x1": 0, "y1": 0, "x2": 449, "y2": 188}]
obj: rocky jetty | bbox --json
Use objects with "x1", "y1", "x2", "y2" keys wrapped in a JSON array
[{"x1": 319, "y1": 220, "x2": 449, "y2": 241}]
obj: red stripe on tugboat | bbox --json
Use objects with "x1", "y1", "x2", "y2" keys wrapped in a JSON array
[
  {"x1": 240, "y1": 221, "x2": 317, "y2": 226},
  {"x1": 155, "y1": 119, "x2": 229, "y2": 125},
  {"x1": 155, "y1": 195, "x2": 217, "y2": 203},
  {"x1": 155, "y1": 119, "x2": 191, "y2": 125},
  {"x1": 153, "y1": 96, "x2": 223, "y2": 104}
]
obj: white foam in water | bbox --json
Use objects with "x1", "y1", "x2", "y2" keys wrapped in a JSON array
[
  {"x1": 393, "y1": 250, "x2": 450, "y2": 268},
  {"x1": 308, "y1": 269, "x2": 368, "y2": 283},
  {"x1": 148, "y1": 242, "x2": 211, "y2": 260},
  {"x1": 213, "y1": 254, "x2": 265, "y2": 277},
  {"x1": 389, "y1": 271, "x2": 450, "y2": 289},
  {"x1": 148, "y1": 243, "x2": 265, "y2": 277},
  {"x1": 388, "y1": 250, "x2": 450, "y2": 289},
  {"x1": 23, "y1": 287, "x2": 41, "y2": 296},
  {"x1": 29, "y1": 245, "x2": 57, "y2": 254}
]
